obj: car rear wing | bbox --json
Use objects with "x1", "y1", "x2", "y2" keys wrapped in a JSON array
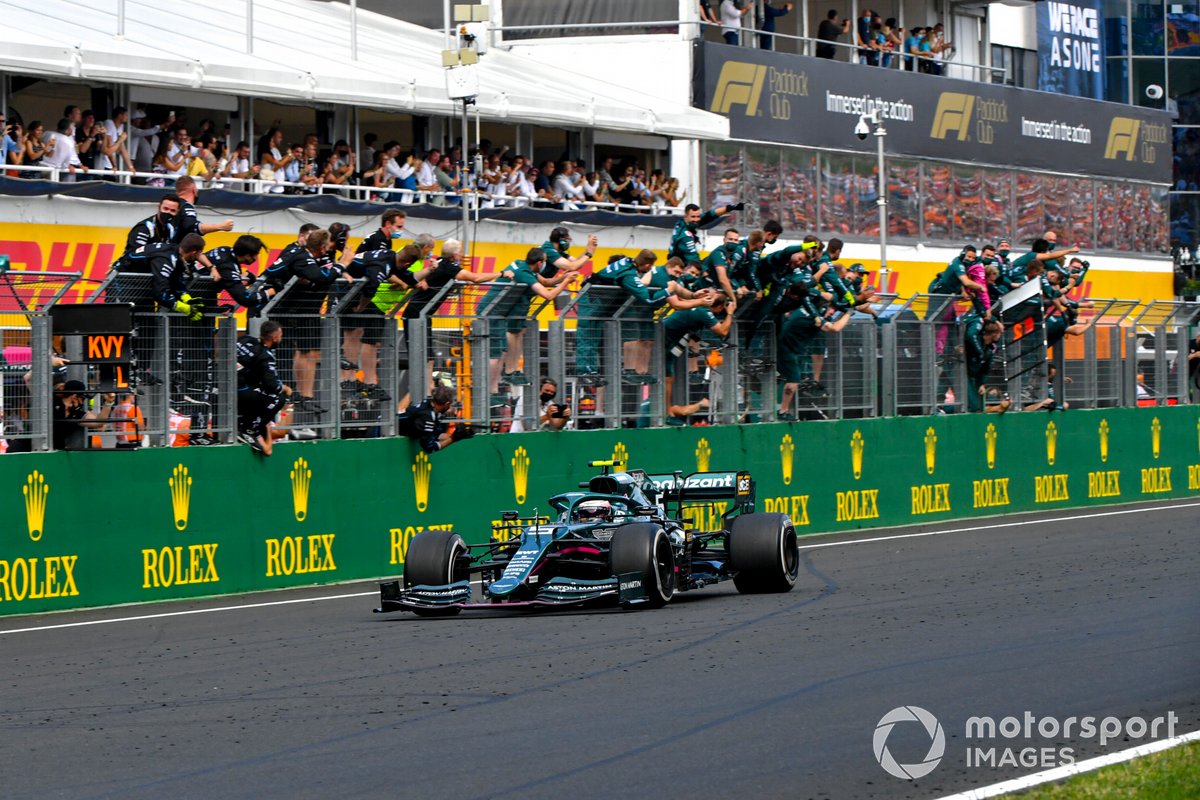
[{"x1": 647, "y1": 471, "x2": 755, "y2": 508}]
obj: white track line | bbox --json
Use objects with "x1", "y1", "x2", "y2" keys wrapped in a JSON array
[
  {"x1": 3, "y1": 499, "x2": 1197, "y2": 636},
  {"x1": 799, "y1": 500, "x2": 1200, "y2": 550},
  {"x1": 930, "y1": 728, "x2": 1200, "y2": 800},
  {"x1": 0, "y1": 591, "x2": 376, "y2": 636}
]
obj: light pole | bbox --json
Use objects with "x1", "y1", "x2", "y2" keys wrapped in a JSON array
[{"x1": 855, "y1": 110, "x2": 888, "y2": 284}]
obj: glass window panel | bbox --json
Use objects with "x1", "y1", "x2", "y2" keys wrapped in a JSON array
[
  {"x1": 953, "y1": 166, "x2": 984, "y2": 241},
  {"x1": 1150, "y1": 186, "x2": 1169, "y2": 253},
  {"x1": 1069, "y1": 178, "x2": 1096, "y2": 249},
  {"x1": 1104, "y1": 0, "x2": 1130, "y2": 56},
  {"x1": 922, "y1": 163, "x2": 952, "y2": 240},
  {"x1": 1105, "y1": 57, "x2": 1130, "y2": 104},
  {"x1": 820, "y1": 153, "x2": 856, "y2": 237},
  {"x1": 981, "y1": 168, "x2": 1012, "y2": 239},
  {"x1": 782, "y1": 148, "x2": 818, "y2": 232},
  {"x1": 1043, "y1": 176, "x2": 1073, "y2": 241},
  {"x1": 1173, "y1": 127, "x2": 1200, "y2": 187},
  {"x1": 1015, "y1": 172, "x2": 1046, "y2": 244},
  {"x1": 744, "y1": 146, "x2": 781, "y2": 229},
  {"x1": 1133, "y1": 58, "x2": 1167, "y2": 108},
  {"x1": 1169, "y1": 59, "x2": 1200, "y2": 123},
  {"x1": 1170, "y1": 192, "x2": 1200, "y2": 249},
  {"x1": 1168, "y1": 10, "x2": 1200, "y2": 55},
  {"x1": 1095, "y1": 180, "x2": 1120, "y2": 250},
  {"x1": 705, "y1": 141, "x2": 741, "y2": 209},
  {"x1": 853, "y1": 157, "x2": 879, "y2": 237},
  {"x1": 886, "y1": 159, "x2": 920, "y2": 238},
  {"x1": 1132, "y1": 4, "x2": 1165, "y2": 56}
]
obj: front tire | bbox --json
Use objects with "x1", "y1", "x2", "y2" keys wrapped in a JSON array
[
  {"x1": 403, "y1": 530, "x2": 468, "y2": 616},
  {"x1": 609, "y1": 523, "x2": 675, "y2": 608},
  {"x1": 729, "y1": 513, "x2": 799, "y2": 594}
]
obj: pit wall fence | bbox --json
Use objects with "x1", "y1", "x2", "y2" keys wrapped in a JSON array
[{"x1": 1, "y1": 405, "x2": 1197, "y2": 616}]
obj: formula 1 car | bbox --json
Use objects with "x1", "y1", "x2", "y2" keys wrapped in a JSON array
[{"x1": 375, "y1": 460, "x2": 800, "y2": 616}]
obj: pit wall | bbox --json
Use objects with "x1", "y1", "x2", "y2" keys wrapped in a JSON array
[{"x1": 2, "y1": 406, "x2": 1198, "y2": 617}]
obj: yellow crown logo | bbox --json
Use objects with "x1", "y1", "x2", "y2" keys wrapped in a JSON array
[
  {"x1": 1046, "y1": 421, "x2": 1058, "y2": 467},
  {"x1": 290, "y1": 457, "x2": 311, "y2": 522},
  {"x1": 1099, "y1": 419, "x2": 1110, "y2": 463},
  {"x1": 512, "y1": 446, "x2": 530, "y2": 505},
  {"x1": 985, "y1": 422, "x2": 998, "y2": 470},
  {"x1": 924, "y1": 427, "x2": 938, "y2": 475},
  {"x1": 169, "y1": 464, "x2": 192, "y2": 531},
  {"x1": 611, "y1": 442, "x2": 628, "y2": 471},
  {"x1": 23, "y1": 470, "x2": 49, "y2": 541},
  {"x1": 780, "y1": 434, "x2": 795, "y2": 486},
  {"x1": 1151, "y1": 417, "x2": 1161, "y2": 460},
  {"x1": 850, "y1": 430, "x2": 865, "y2": 480},
  {"x1": 695, "y1": 438, "x2": 711, "y2": 472},
  {"x1": 413, "y1": 451, "x2": 432, "y2": 513}
]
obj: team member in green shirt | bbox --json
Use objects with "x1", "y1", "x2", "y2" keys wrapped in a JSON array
[
  {"x1": 668, "y1": 201, "x2": 742, "y2": 264},
  {"x1": 577, "y1": 249, "x2": 669, "y2": 385},
  {"x1": 624, "y1": 256, "x2": 715, "y2": 381},
  {"x1": 478, "y1": 248, "x2": 570, "y2": 392},
  {"x1": 662, "y1": 293, "x2": 733, "y2": 419},
  {"x1": 540, "y1": 226, "x2": 597, "y2": 279}
]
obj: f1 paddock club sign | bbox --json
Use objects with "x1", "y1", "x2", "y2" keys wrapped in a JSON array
[{"x1": 692, "y1": 41, "x2": 1171, "y2": 184}]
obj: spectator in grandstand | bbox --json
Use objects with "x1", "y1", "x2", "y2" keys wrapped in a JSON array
[
  {"x1": 362, "y1": 132, "x2": 378, "y2": 166},
  {"x1": 416, "y1": 148, "x2": 441, "y2": 197},
  {"x1": 323, "y1": 140, "x2": 356, "y2": 185},
  {"x1": 16, "y1": 121, "x2": 47, "y2": 174},
  {"x1": 533, "y1": 161, "x2": 558, "y2": 207},
  {"x1": 173, "y1": 176, "x2": 235, "y2": 240},
  {"x1": 555, "y1": 160, "x2": 587, "y2": 209},
  {"x1": 98, "y1": 107, "x2": 132, "y2": 175},
  {"x1": 128, "y1": 109, "x2": 168, "y2": 176},
  {"x1": 758, "y1": 2, "x2": 793, "y2": 50},
  {"x1": 41, "y1": 119, "x2": 84, "y2": 180},
  {"x1": 150, "y1": 137, "x2": 186, "y2": 186},
  {"x1": 279, "y1": 142, "x2": 305, "y2": 193},
  {"x1": 668, "y1": 201, "x2": 743, "y2": 264},
  {"x1": 236, "y1": 319, "x2": 291, "y2": 456},
  {"x1": 720, "y1": 0, "x2": 751, "y2": 44},
  {"x1": 433, "y1": 154, "x2": 460, "y2": 204},
  {"x1": 75, "y1": 111, "x2": 103, "y2": 171},
  {"x1": 537, "y1": 378, "x2": 571, "y2": 431},
  {"x1": 165, "y1": 127, "x2": 195, "y2": 177},
  {"x1": 397, "y1": 383, "x2": 474, "y2": 453},
  {"x1": 298, "y1": 141, "x2": 323, "y2": 192},
  {"x1": 224, "y1": 141, "x2": 261, "y2": 181},
  {"x1": 816, "y1": 9, "x2": 850, "y2": 59},
  {"x1": 904, "y1": 26, "x2": 925, "y2": 70},
  {"x1": 856, "y1": 8, "x2": 879, "y2": 65}
]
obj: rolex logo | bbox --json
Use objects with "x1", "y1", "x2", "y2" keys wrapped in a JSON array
[
  {"x1": 924, "y1": 427, "x2": 938, "y2": 475},
  {"x1": 169, "y1": 464, "x2": 192, "y2": 531},
  {"x1": 23, "y1": 470, "x2": 49, "y2": 541},
  {"x1": 413, "y1": 451, "x2": 432, "y2": 513},
  {"x1": 695, "y1": 438, "x2": 711, "y2": 472},
  {"x1": 985, "y1": 422, "x2": 998, "y2": 470},
  {"x1": 1152, "y1": 417, "x2": 1161, "y2": 460},
  {"x1": 611, "y1": 442, "x2": 628, "y2": 471},
  {"x1": 512, "y1": 446, "x2": 530, "y2": 504},
  {"x1": 780, "y1": 434, "x2": 795, "y2": 486},
  {"x1": 290, "y1": 457, "x2": 311, "y2": 522},
  {"x1": 851, "y1": 430, "x2": 864, "y2": 480},
  {"x1": 1046, "y1": 422, "x2": 1058, "y2": 467},
  {"x1": 1100, "y1": 419, "x2": 1110, "y2": 463}
]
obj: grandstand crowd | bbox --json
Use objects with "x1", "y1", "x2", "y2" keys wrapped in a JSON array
[{"x1": 2, "y1": 105, "x2": 684, "y2": 213}]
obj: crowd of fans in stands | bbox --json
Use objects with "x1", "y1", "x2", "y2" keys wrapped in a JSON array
[{"x1": 1, "y1": 105, "x2": 685, "y2": 213}]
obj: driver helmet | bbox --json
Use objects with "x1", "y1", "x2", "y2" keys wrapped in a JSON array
[{"x1": 575, "y1": 499, "x2": 612, "y2": 523}]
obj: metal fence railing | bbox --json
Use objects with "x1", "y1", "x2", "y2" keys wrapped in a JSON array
[{"x1": 3, "y1": 268, "x2": 1199, "y2": 450}]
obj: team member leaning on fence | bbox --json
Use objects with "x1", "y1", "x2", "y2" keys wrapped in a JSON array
[
  {"x1": 668, "y1": 201, "x2": 743, "y2": 264},
  {"x1": 775, "y1": 270, "x2": 852, "y2": 419},
  {"x1": 662, "y1": 293, "x2": 734, "y2": 420},
  {"x1": 478, "y1": 247, "x2": 571, "y2": 393},
  {"x1": 625, "y1": 255, "x2": 719, "y2": 382},
  {"x1": 202, "y1": 235, "x2": 274, "y2": 314},
  {"x1": 236, "y1": 320, "x2": 291, "y2": 457},
  {"x1": 396, "y1": 383, "x2": 473, "y2": 453}
]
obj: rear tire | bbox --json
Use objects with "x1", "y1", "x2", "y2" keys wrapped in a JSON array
[
  {"x1": 729, "y1": 513, "x2": 799, "y2": 594},
  {"x1": 403, "y1": 530, "x2": 468, "y2": 616},
  {"x1": 609, "y1": 523, "x2": 675, "y2": 608}
]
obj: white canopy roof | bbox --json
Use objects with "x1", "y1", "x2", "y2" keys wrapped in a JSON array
[{"x1": 0, "y1": 0, "x2": 728, "y2": 140}]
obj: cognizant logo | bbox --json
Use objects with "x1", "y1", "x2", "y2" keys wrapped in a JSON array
[{"x1": 710, "y1": 62, "x2": 767, "y2": 116}]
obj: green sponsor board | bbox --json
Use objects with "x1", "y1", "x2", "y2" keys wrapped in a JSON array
[{"x1": 0, "y1": 406, "x2": 1198, "y2": 616}]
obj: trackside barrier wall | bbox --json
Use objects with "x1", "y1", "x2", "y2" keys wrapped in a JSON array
[{"x1": 0, "y1": 406, "x2": 1197, "y2": 616}]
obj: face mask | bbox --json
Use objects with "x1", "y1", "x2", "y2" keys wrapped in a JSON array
[
  {"x1": 391, "y1": 231, "x2": 403, "y2": 239},
  {"x1": 540, "y1": 392, "x2": 555, "y2": 404},
  {"x1": 998, "y1": 249, "x2": 1010, "y2": 258}
]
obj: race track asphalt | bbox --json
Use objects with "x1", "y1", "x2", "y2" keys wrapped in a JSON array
[{"x1": 2, "y1": 499, "x2": 1197, "y2": 800}]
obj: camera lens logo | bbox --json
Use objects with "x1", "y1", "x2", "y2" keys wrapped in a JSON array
[{"x1": 873, "y1": 706, "x2": 945, "y2": 780}]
